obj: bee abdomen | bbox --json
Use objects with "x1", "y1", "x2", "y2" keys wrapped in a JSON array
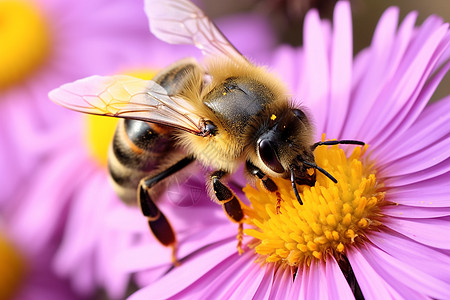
[{"x1": 108, "y1": 119, "x2": 175, "y2": 203}]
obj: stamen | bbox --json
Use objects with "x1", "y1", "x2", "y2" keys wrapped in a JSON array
[{"x1": 243, "y1": 142, "x2": 385, "y2": 267}]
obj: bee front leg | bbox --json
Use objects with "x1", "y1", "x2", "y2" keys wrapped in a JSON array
[
  {"x1": 138, "y1": 156, "x2": 195, "y2": 265},
  {"x1": 210, "y1": 170, "x2": 245, "y2": 254},
  {"x1": 245, "y1": 161, "x2": 283, "y2": 214}
]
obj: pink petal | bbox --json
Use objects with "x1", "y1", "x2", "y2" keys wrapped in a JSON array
[
  {"x1": 347, "y1": 247, "x2": 403, "y2": 299},
  {"x1": 366, "y1": 23, "x2": 448, "y2": 143},
  {"x1": 370, "y1": 25, "x2": 450, "y2": 147},
  {"x1": 271, "y1": 45, "x2": 302, "y2": 95},
  {"x1": 374, "y1": 95, "x2": 450, "y2": 166},
  {"x1": 384, "y1": 216, "x2": 450, "y2": 249},
  {"x1": 54, "y1": 172, "x2": 111, "y2": 272},
  {"x1": 298, "y1": 263, "x2": 309, "y2": 299},
  {"x1": 9, "y1": 150, "x2": 94, "y2": 254},
  {"x1": 180, "y1": 250, "x2": 255, "y2": 299},
  {"x1": 383, "y1": 204, "x2": 450, "y2": 218},
  {"x1": 252, "y1": 263, "x2": 276, "y2": 300},
  {"x1": 362, "y1": 244, "x2": 450, "y2": 298},
  {"x1": 269, "y1": 266, "x2": 293, "y2": 299},
  {"x1": 384, "y1": 157, "x2": 450, "y2": 187},
  {"x1": 226, "y1": 258, "x2": 270, "y2": 299},
  {"x1": 288, "y1": 267, "x2": 302, "y2": 298},
  {"x1": 300, "y1": 8, "x2": 330, "y2": 134},
  {"x1": 117, "y1": 223, "x2": 236, "y2": 272},
  {"x1": 325, "y1": 1, "x2": 353, "y2": 139},
  {"x1": 305, "y1": 260, "x2": 328, "y2": 300},
  {"x1": 378, "y1": 136, "x2": 450, "y2": 176},
  {"x1": 344, "y1": 7, "x2": 400, "y2": 139},
  {"x1": 367, "y1": 230, "x2": 450, "y2": 284},
  {"x1": 386, "y1": 174, "x2": 450, "y2": 207},
  {"x1": 128, "y1": 240, "x2": 237, "y2": 300},
  {"x1": 326, "y1": 256, "x2": 355, "y2": 299}
]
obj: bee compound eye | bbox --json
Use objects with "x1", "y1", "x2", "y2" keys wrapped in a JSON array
[
  {"x1": 292, "y1": 108, "x2": 307, "y2": 121},
  {"x1": 201, "y1": 120, "x2": 217, "y2": 136},
  {"x1": 258, "y1": 139, "x2": 284, "y2": 173}
]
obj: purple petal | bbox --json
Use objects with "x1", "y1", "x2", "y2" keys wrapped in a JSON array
[
  {"x1": 326, "y1": 256, "x2": 355, "y2": 299},
  {"x1": 178, "y1": 250, "x2": 255, "y2": 299},
  {"x1": 378, "y1": 136, "x2": 450, "y2": 176},
  {"x1": 365, "y1": 23, "x2": 448, "y2": 141},
  {"x1": 343, "y1": 7, "x2": 400, "y2": 139},
  {"x1": 226, "y1": 257, "x2": 271, "y2": 299},
  {"x1": 374, "y1": 95, "x2": 450, "y2": 166},
  {"x1": 216, "y1": 13, "x2": 275, "y2": 64},
  {"x1": 271, "y1": 45, "x2": 302, "y2": 96},
  {"x1": 384, "y1": 157, "x2": 450, "y2": 187},
  {"x1": 54, "y1": 172, "x2": 112, "y2": 272},
  {"x1": 305, "y1": 260, "x2": 328, "y2": 300},
  {"x1": 117, "y1": 223, "x2": 236, "y2": 272},
  {"x1": 370, "y1": 25, "x2": 450, "y2": 147},
  {"x1": 367, "y1": 230, "x2": 450, "y2": 284},
  {"x1": 269, "y1": 266, "x2": 293, "y2": 299},
  {"x1": 347, "y1": 247, "x2": 403, "y2": 299},
  {"x1": 386, "y1": 174, "x2": 450, "y2": 207},
  {"x1": 288, "y1": 267, "x2": 302, "y2": 298},
  {"x1": 128, "y1": 240, "x2": 237, "y2": 300},
  {"x1": 361, "y1": 244, "x2": 450, "y2": 298},
  {"x1": 299, "y1": 8, "x2": 330, "y2": 134},
  {"x1": 252, "y1": 263, "x2": 276, "y2": 300},
  {"x1": 383, "y1": 204, "x2": 450, "y2": 218},
  {"x1": 325, "y1": 1, "x2": 353, "y2": 139},
  {"x1": 8, "y1": 150, "x2": 94, "y2": 254},
  {"x1": 384, "y1": 216, "x2": 450, "y2": 249}
]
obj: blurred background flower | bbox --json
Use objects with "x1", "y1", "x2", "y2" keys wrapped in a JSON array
[{"x1": 1, "y1": 0, "x2": 448, "y2": 299}]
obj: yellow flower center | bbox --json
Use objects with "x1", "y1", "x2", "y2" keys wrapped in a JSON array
[
  {"x1": 0, "y1": 232, "x2": 27, "y2": 300},
  {"x1": 243, "y1": 142, "x2": 385, "y2": 267},
  {"x1": 0, "y1": 0, "x2": 50, "y2": 89},
  {"x1": 84, "y1": 70, "x2": 157, "y2": 167}
]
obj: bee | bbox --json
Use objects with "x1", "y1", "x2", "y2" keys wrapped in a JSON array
[{"x1": 49, "y1": 0, "x2": 364, "y2": 263}]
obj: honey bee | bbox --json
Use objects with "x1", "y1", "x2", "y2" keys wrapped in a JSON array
[{"x1": 49, "y1": 0, "x2": 363, "y2": 263}]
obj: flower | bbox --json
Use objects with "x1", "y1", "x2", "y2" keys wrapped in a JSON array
[
  {"x1": 0, "y1": 0, "x2": 187, "y2": 298},
  {"x1": 119, "y1": 2, "x2": 450, "y2": 299},
  {"x1": 0, "y1": 0, "x2": 153, "y2": 207},
  {"x1": 33, "y1": 10, "x2": 277, "y2": 299},
  {"x1": 0, "y1": 218, "x2": 84, "y2": 300}
]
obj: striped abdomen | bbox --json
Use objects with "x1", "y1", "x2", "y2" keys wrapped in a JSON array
[
  {"x1": 107, "y1": 59, "x2": 203, "y2": 204},
  {"x1": 107, "y1": 119, "x2": 176, "y2": 204}
]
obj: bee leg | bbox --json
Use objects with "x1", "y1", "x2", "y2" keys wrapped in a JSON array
[
  {"x1": 210, "y1": 170, "x2": 245, "y2": 254},
  {"x1": 245, "y1": 161, "x2": 283, "y2": 214},
  {"x1": 138, "y1": 156, "x2": 195, "y2": 265}
]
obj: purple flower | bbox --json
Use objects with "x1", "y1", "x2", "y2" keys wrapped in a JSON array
[
  {"x1": 0, "y1": 0, "x2": 154, "y2": 207},
  {"x1": 116, "y1": 2, "x2": 450, "y2": 299},
  {"x1": 1, "y1": 217, "x2": 84, "y2": 300}
]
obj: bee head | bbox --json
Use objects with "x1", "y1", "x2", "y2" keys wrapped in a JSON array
[
  {"x1": 254, "y1": 107, "x2": 339, "y2": 204},
  {"x1": 255, "y1": 107, "x2": 313, "y2": 176}
]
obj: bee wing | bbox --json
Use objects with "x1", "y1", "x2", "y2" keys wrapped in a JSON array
[
  {"x1": 49, "y1": 75, "x2": 203, "y2": 135},
  {"x1": 145, "y1": 0, "x2": 249, "y2": 64}
]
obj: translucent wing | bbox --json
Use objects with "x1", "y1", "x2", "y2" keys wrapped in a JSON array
[
  {"x1": 145, "y1": 0, "x2": 249, "y2": 64},
  {"x1": 49, "y1": 75, "x2": 203, "y2": 135}
]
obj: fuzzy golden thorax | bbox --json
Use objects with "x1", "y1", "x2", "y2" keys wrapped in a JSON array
[{"x1": 177, "y1": 58, "x2": 299, "y2": 173}]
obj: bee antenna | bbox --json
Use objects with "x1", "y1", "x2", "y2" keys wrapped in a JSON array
[
  {"x1": 289, "y1": 166, "x2": 303, "y2": 205},
  {"x1": 302, "y1": 161, "x2": 338, "y2": 184},
  {"x1": 311, "y1": 140, "x2": 365, "y2": 150}
]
